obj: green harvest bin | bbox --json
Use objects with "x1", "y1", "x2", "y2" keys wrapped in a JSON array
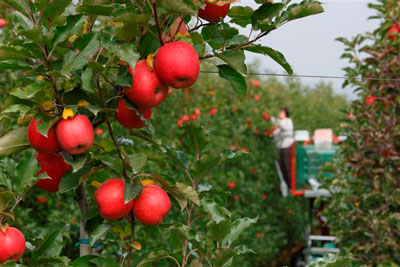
[{"x1": 295, "y1": 144, "x2": 338, "y2": 188}]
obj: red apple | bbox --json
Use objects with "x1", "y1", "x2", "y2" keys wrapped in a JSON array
[
  {"x1": 209, "y1": 108, "x2": 218, "y2": 116},
  {"x1": 387, "y1": 23, "x2": 400, "y2": 40},
  {"x1": 56, "y1": 115, "x2": 94, "y2": 155},
  {"x1": 28, "y1": 119, "x2": 61, "y2": 154},
  {"x1": 95, "y1": 178, "x2": 134, "y2": 220},
  {"x1": 36, "y1": 152, "x2": 72, "y2": 192},
  {"x1": 36, "y1": 196, "x2": 48, "y2": 204},
  {"x1": 177, "y1": 120, "x2": 184, "y2": 127},
  {"x1": 115, "y1": 99, "x2": 152, "y2": 129},
  {"x1": 194, "y1": 108, "x2": 201, "y2": 116},
  {"x1": 365, "y1": 96, "x2": 376, "y2": 105},
  {"x1": 227, "y1": 182, "x2": 236, "y2": 189},
  {"x1": 254, "y1": 94, "x2": 260, "y2": 101},
  {"x1": 262, "y1": 194, "x2": 267, "y2": 200},
  {"x1": 262, "y1": 112, "x2": 270, "y2": 121},
  {"x1": 198, "y1": 1, "x2": 230, "y2": 24},
  {"x1": 0, "y1": 19, "x2": 6, "y2": 28},
  {"x1": 233, "y1": 195, "x2": 239, "y2": 201},
  {"x1": 256, "y1": 232, "x2": 262, "y2": 239},
  {"x1": 246, "y1": 120, "x2": 252, "y2": 127},
  {"x1": 254, "y1": 129, "x2": 260, "y2": 136},
  {"x1": 0, "y1": 225, "x2": 26, "y2": 264},
  {"x1": 154, "y1": 41, "x2": 200, "y2": 89},
  {"x1": 251, "y1": 80, "x2": 260, "y2": 87},
  {"x1": 133, "y1": 185, "x2": 171, "y2": 226},
  {"x1": 95, "y1": 128, "x2": 104, "y2": 136},
  {"x1": 251, "y1": 168, "x2": 257, "y2": 175},
  {"x1": 124, "y1": 60, "x2": 168, "y2": 109}
]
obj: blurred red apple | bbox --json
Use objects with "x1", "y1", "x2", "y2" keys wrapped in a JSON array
[
  {"x1": 365, "y1": 96, "x2": 376, "y2": 105},
  {"x1": 0, "y1": 19, "x2": 6, "y2": 28},
  {"x1": 227, "y1": 182, "x2": 236, "y2": 189},
  {"x1": 209, "y1": 108, "x2": 218, "y2": 116}
]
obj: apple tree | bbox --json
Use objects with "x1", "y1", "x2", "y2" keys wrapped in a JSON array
[
  {"x1": 0, "y1": 0, "x2": 324, "y2": 265},
  {"x1": 322, "y1": 0, "x2": 400, "y2": 264}
]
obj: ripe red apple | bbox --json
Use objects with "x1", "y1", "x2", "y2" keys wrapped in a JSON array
[
  {"x1": 0, "y1": 19, "x2": 6, "y2": 28},
  {"x1": 209, "y1": 108, "x2": 218, "y2": 116},
  {"x1": 254, "y1": 94, "x2": 260, "y2": 101},
  {"x1": 227, "y1": 182, "x2": 236, "y2": 189},
  {"x1": 194, "y1": 108, "x2": 201, "y2": 116},
  {"x1": 251, "y1": 80, "x2": 260, "y2": 87},
  {"x1": 246, "y1": 120, "x2": 252, "y2": 127},
  {"x1": 95, "y1": 178, "x2": 134, "y2": 220},
  {"x1": 154, "y1": 41, "x2": 200, "y2": 89},
  {"x1": 365, "y1": 96, "x2": 376, "y2": 105},
  {"x1": 0, "y1": 225, "x2": 26, "y2": 264},
  {"x1": 95, "y1": 128, "x2": 104, "y2": 136},
  {"x1": 115, "y1": 99, "x2": 152, "y2": 129},
  {"x1": 36, "y1": 152, "x2": 71, "y2": 192},
  {"x1": 233, "y1": 195, "x2": 239, "y2": 201},
  {"x1": 56, "y1": 115, "x2": 94, "y2": 155},
  {"x1": 198, "y1": 1, "x2": 230, "y2": 23},
  {"x1": 36, "y1": 196, "x2": 48, "y2": 204},
  {"x1": 28, "y1": 119, "x2": 61, "y2": 154},
  {"x1": 254, "y1": 129, "x2": 260, "y2": 136},
  {"x1": 387, "y1": 23, "x2": 400, "y2": 40},
  {"x1": 251, "y1": 168, "x2": 257, "y2": 175},
  {"x1": 124, "y1": 60, "x2": 168, "y2": 109},
  {"x1": 133, "y1": 185, "x2": 171, "y2": 226},
  {"x1": 262, "y1": 112, "x2": 270, "y2": 121},
  {"x1": 261, "y1": 194, "x2": 267, "y2": 200}
]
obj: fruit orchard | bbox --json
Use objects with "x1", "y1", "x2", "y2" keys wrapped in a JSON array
[
  {"x1": 0, "y1": 0, "x2": 396, "y2": 266},
  {"x1": 0, "y1": 0, "x2": 329, "y2": 266}
]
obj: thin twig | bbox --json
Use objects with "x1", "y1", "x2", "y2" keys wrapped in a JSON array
[
  {"x1": 152, "y1": 0, "x2": 164, "y2": 45},
  {"x1": 96, "y1": 75, "x2": 127, "y2": 178}
]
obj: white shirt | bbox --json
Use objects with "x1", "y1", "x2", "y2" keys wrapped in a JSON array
[{"x1": 271, "y1": 117, "x2": 294, "y2": 149}]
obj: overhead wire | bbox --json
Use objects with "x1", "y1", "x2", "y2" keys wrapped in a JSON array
[{"x1": 200, "y1": 70, "x2": 400, "y2": 82}]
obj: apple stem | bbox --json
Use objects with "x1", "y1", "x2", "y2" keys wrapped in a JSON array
[
  {"x1": 151, "y1": 0, "x2": 164, "y2": 46},
  {"x1": 76, "y1": 184, "x2": 91, "y2": 256}
]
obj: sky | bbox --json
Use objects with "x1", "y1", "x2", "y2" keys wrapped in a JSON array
[{"x1": 232, "y1": 0, "x2": 380, "y2": 99}]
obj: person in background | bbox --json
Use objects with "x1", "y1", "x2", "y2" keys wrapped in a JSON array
[{"x1": 271, "y1": 107, "x2": 294, "y2": 188}]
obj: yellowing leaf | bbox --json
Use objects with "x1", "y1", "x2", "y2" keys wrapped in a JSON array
[
  {"x1": 78, "y1": 100, "x2": 89, "y2": 107},
  {"x1": 131, "y1": 241, "x2": 142, "y2": 250},
  {"x1": 62, "y1": 108, "x2": 75, "y2": 119},
  {"x1": 141, "y1": 179, "x2": 156, "y2": 186},
  {"x1": 42, "y1": 100, "x2": 53, "y2": 111},
  {"x1": 91, "y1": 181, "x2": 102, "y2": 188},
  {"x1": 146, "y1": 54, "x2": 155, "y2": 72},
  {"x1": 36, "y1": 75, "x2": 44, "y2": 81},
  {"x1": 68, "y1": 34, "x2": 78, "y2": 43},
  {"x1": 113, "y1": 22, "x2": 121, "y2": 27}
]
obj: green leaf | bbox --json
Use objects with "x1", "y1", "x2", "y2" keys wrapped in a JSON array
[
  {"x1": 33, "y1": 225, "x2": 65, "y2": 258},
  {"x1": 77, "y1": 4, "x2": 120, "y2": 16},
  {"x1": 222, "y1": 217, "x2": 258, "y2": 246},
  {"x1": 217, "y1": 64, "x2": 247, "y2": 98},
  {"x1": 90, "y1": 223, "x2": 112, "y2": 246},
  {"x1": 41, "y1": 0, "x2": 72, "y2": 27},
  {"x1": 58, "y1": 166, "x2": 90, "y2": 193},
  {"x1": 176, "y1": 182, "x2": 200, "y2": 206},
  {"x1": 61, "y1": 152, "x2": 87, "y2": 173},
  {"x1": 0, "y1": 46, "x2": 33, "y2": 61},
  {"x1": 201, "y1": 199, "x2": 231, "y2": 224},
  {"x1": 159, "y1": 0, "x2": 196, "y2": 16},
  {"x1": 127, "y1": 153, "x2": 147, "y2": 174},
  {"x1": 137, "y1": 250, "x2": 177, "y2": 267},
  {"x1": 0, "y1": 61, "x2": 32, "y2": 71},
  {"x1": 0, "y1": 127, "x2": 29, "y2": 157},
  {"x1": 2, "y1": 104, "x2": 31, "y2": 117},
  {"x1": 108, "y1": 43, "x2": 139, "y2": 67},
  {"x1": 183, "y1": 124, "x2": 208, "y2": 156},
  {"x1": 53, "y1": 15, "x2": 86, "y2": 47},
  {"x1": 96, "y1": 154, "x2": 123, "y2": 174},
  {"x1": 11, "y1": 83, "x2": 46, "y2": 100},
  {"x1": 251, "y1": 3, "x2": 284, "y2": 30},
  {"x1": 19, "y1": 27, "x2": 42, "y2": 44},
  {"x1": 90, "y1": 257, "x2": 119, "y2": 267},
  {"x1": 215, "y1": 50, "x2": 247, "y2": 74},
  {"x1": 244, "y1": 45, "x2": 293, "y2": 75},
  {"x1": 81, "y1": 68, "x2": 94, "y2": 94},
  {"x1": 228, "y1": 6, "x2": 254, "y2": 27},
  {"x1": 285, "y1": 2, "x2": 324, "y2": 22},
  {"x1": 124, "y1": 183, "x2": 143, "y2": 204},
  {"x1": 13, "y1": 151, "x2": 38, "y2": 193},
  {"x1": 212, "y1": 248, "x2": 235, "y2": 267},
  {"x1": 70, "y1": 256, "x2": 96, "y2": 267},
  {"x1": 4, "y1": 0, "x2": 30, "y2": 16},
  {"x1": 112, "y1": 9, "x2": 150, "y2": 25},
  {"x1": 61, "y1": 33, "x2": 101, "y2": 75}
]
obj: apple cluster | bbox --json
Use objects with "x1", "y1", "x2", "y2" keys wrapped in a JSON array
[
  {"x1": 116, "y1": 41, "x2": 200, "y2": 129},
  {"x1": 28, "y1": 115, "x2": 93, "y2": 192},
  {"x1": 387, "y1": 22, "x2": 400, "y2": 40}
]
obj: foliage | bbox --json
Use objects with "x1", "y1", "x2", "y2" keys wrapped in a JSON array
[
  {"x1": 323, "y1": 0, "x2": 400, "y2": 265},
  {"x1": 0, "y1": 0, "x2": 328, "y2": 266}
]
